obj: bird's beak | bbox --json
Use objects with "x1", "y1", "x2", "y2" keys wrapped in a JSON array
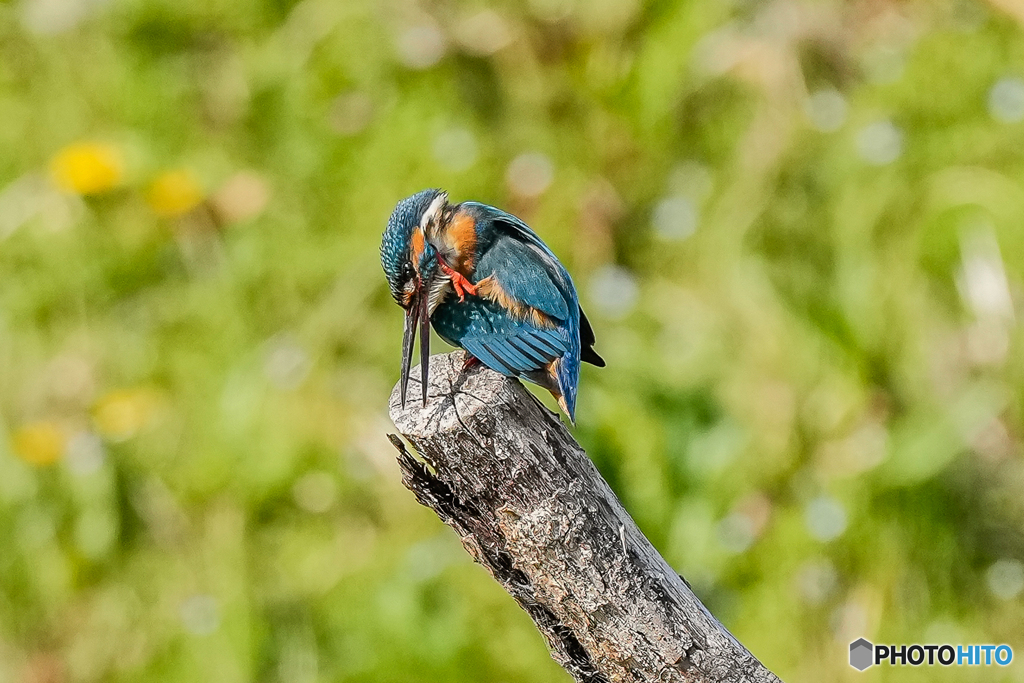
[{"x1": 399, "y1": 282, "x2": 431, "y2": 408}]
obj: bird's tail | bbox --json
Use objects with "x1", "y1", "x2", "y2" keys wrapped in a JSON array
[
  {"x1": 524, "y1": 349, "x2": 579, "y2": 423},
  {"x1": 552, "y1": 336, "x2": 580, "y2": 423},
  {"x1": 521, "y1": 324, "x2": 582, "y2": 423}
]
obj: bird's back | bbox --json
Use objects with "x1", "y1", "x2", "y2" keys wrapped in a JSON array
[{"x1": 430, "y1": 204, "x2": 601, "y2": 420}]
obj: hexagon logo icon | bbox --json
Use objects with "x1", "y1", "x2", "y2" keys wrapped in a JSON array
[{"x1": 850, "y1": 638, "x2": 874, "y2": 671}]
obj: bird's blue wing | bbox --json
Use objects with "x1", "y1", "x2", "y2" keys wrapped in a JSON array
[
  {"x1": 461, "y1": 202, "x2": 557, "y2": 258},
  {"x1": 463, "y1": 202, "x2": 576, "y2": 322},
  {"x1": 431, "y1": 297, "x2": 568, "y2": 376},
  {"x1": 443, "y1": 202, "x2": 587, "y2": 420},
  {"x1": 474, "y1": 234, "x2": 571, "y2": 322}
]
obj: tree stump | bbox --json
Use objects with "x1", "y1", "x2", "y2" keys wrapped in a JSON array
[{"x1": 387, "y1": 351, "x2": 782, "y2": 683}]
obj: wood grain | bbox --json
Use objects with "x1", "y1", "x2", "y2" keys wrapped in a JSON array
[{"x1": 388, "y1": 351, "x2": 782, "y2": 683}]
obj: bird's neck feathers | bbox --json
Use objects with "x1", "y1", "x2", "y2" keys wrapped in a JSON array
[
  {"x1": 425, "y1": 272, "x2": 452, "y2": 315},
  {"x1": 419, "y1": 192, "x2": 448, "y2": 237},
  {"x1": 410, "y1": 223, "x2": 453, "y2": 315},
  {"x1": 428, "y1": 205, "x2": 479, "y2": 276}
]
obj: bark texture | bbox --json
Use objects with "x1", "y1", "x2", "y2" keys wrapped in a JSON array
[{"x1": 388, "y1": 351, "x2": 782, "y2": 683}]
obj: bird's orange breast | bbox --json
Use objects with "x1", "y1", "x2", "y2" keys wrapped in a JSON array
[
  {"x1": 442, "y1": 209, "x2": 477, "y2": 275},
  {"x1": 410, "y1": 227, "x2": 425, "y2": 272}
]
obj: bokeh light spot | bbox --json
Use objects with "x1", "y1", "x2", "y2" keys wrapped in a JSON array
[
  {"x1": 986, "y1": 559, "x2": 1024, "y2": 600},
  {"x1": 433, "y1": 128, "x2": 479, "y2": 172},
  {"x1": 652, "y1": 196, "x2": 697, "y2": 241},
  {"x1": 20, "y1": 0, "x2": 101, "y2": 34},
  {"x1": 506, "y1": 152, "x2": 554, "y2": 198},
  {"x1": 988, "y1": 77, "x2": 1024, "y2": 123},
  {"x1": 264, "y1": 337, "x2": 311, "y2": 390},
  {"x1": 717, "y1": 513, "x2": 755, "y2": 554},
  {"x1": 93, "y1": 388, "x2": 163, "y2": 441},
  {"x1": 146, "y1": 170, "x2": 204, "y2": 218},
  {"x1": 396, "y1": 22, "x2": 447, "y2": 69},
  {"x1": 588, "y1": 265, "x2": 638, "y2": 319},
  {"x1": 49, "y1": 142, "x2": 123, "y2": 196},
  {"x1": 180, "y1": 594, "x2": 220, "y2": 635},
  {"x1": 856, "y1": 120, "x2": 903, "y2": 166},
  {"x1": 11, "y1": 421, "x2": 66, "y2": 466},
  {"x1": 805, "y1": 496, "x2": 847, "y2": 541},
  {"x1": 805, "y1": 89, "x2": 848, "y2": 132},
  {"x1": 293, "y1": 471, "x2": 338, "y2": 514},
  {"x1": 455, "y1": 10, "x2": 513, "y2": 56},
  {"x1": 796, "y1": 560, "x2": 838, "y2": 604},
  {"x1": 64, "y1": 431, "x2": 106, "y2": 476},
  {"x1": 212, "y1": 171, "x2": 270, "y2": 225},
  {"x1": 668, "y1": 161, "x2": 713, "y2": 200}
]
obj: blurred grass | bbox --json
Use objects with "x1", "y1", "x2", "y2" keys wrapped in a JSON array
[{"x1": 1, "y1": 0, "x2": 1023, "y2": 681}]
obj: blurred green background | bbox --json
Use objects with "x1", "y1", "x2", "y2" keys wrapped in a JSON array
[{"x1": 1, "y1": 0, "x2": 1023, "y2": 681}]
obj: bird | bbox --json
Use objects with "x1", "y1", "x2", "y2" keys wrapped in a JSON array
[{"x1": 381, "y1": 188, "x2": 604, "y2": 422}]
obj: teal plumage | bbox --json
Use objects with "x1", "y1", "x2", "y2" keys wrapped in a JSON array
[{"x1": 381, "y1": 190, "x2": 604, "y2": 422}]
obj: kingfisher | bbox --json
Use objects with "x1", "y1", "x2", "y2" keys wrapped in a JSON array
[{"x1": 380, "y1": 189, "x2": 604, "y2": 422}]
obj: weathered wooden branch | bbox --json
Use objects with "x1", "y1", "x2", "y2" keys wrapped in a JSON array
[{"x1": 387, "y1": 351, "x2": 782, "y2": 683}]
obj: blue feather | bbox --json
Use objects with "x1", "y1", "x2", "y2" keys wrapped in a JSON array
[
  {"x1": 429, "y1": 205, "x2": 586, "y2": 420},
  {"x1": 384, "y1": 191, "x2": 602, "y2": 422},
  {"x1": 475, "y1": 235, "x2": 570, "y2": 321},
  {"x1": 381, "y1": 189, "x2": 443, "y2": 299}
]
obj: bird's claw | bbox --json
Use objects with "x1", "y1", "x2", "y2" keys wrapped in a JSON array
[{"x1": 438, "y1": 259, "x2": 477, "y2": 302}]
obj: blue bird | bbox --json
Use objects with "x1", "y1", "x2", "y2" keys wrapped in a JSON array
[{"x1": 381, "y1": 189, "x2": 604, "y2": 422}]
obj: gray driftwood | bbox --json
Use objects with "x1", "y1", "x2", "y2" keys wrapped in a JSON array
[{"x1": 387, "y1": 351, "x2": 781, "y2": 683}]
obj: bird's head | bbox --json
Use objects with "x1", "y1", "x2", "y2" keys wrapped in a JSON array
[{"x1": 380, "y1": 188, "x2": 452, "y2": 406}]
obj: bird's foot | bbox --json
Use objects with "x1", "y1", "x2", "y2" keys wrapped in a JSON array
[
  {"x1": 462, "y1": 354, "x2": 481, "y2": 372},
  {"x1": 438, "y1": 259, "x2": 478, "y2": 302}
]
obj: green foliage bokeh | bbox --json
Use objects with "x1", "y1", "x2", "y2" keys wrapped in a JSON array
[{"x1": 0, "y1": 0, "x2": 1023, "y2": 681}]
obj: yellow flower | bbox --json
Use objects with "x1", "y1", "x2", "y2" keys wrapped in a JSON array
[
  {"x1": 50, "y1": 141, "x2": 124, "y2": 195},
  {"x1": 146, "y1": 170, "x2": 204, "y2": 217},
  {"x1": 93, "y1": 388, "x2": 163, "y2": 441},
  {"x1": 11, "y1": 421, "x2": 66, "y2": 466}
]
